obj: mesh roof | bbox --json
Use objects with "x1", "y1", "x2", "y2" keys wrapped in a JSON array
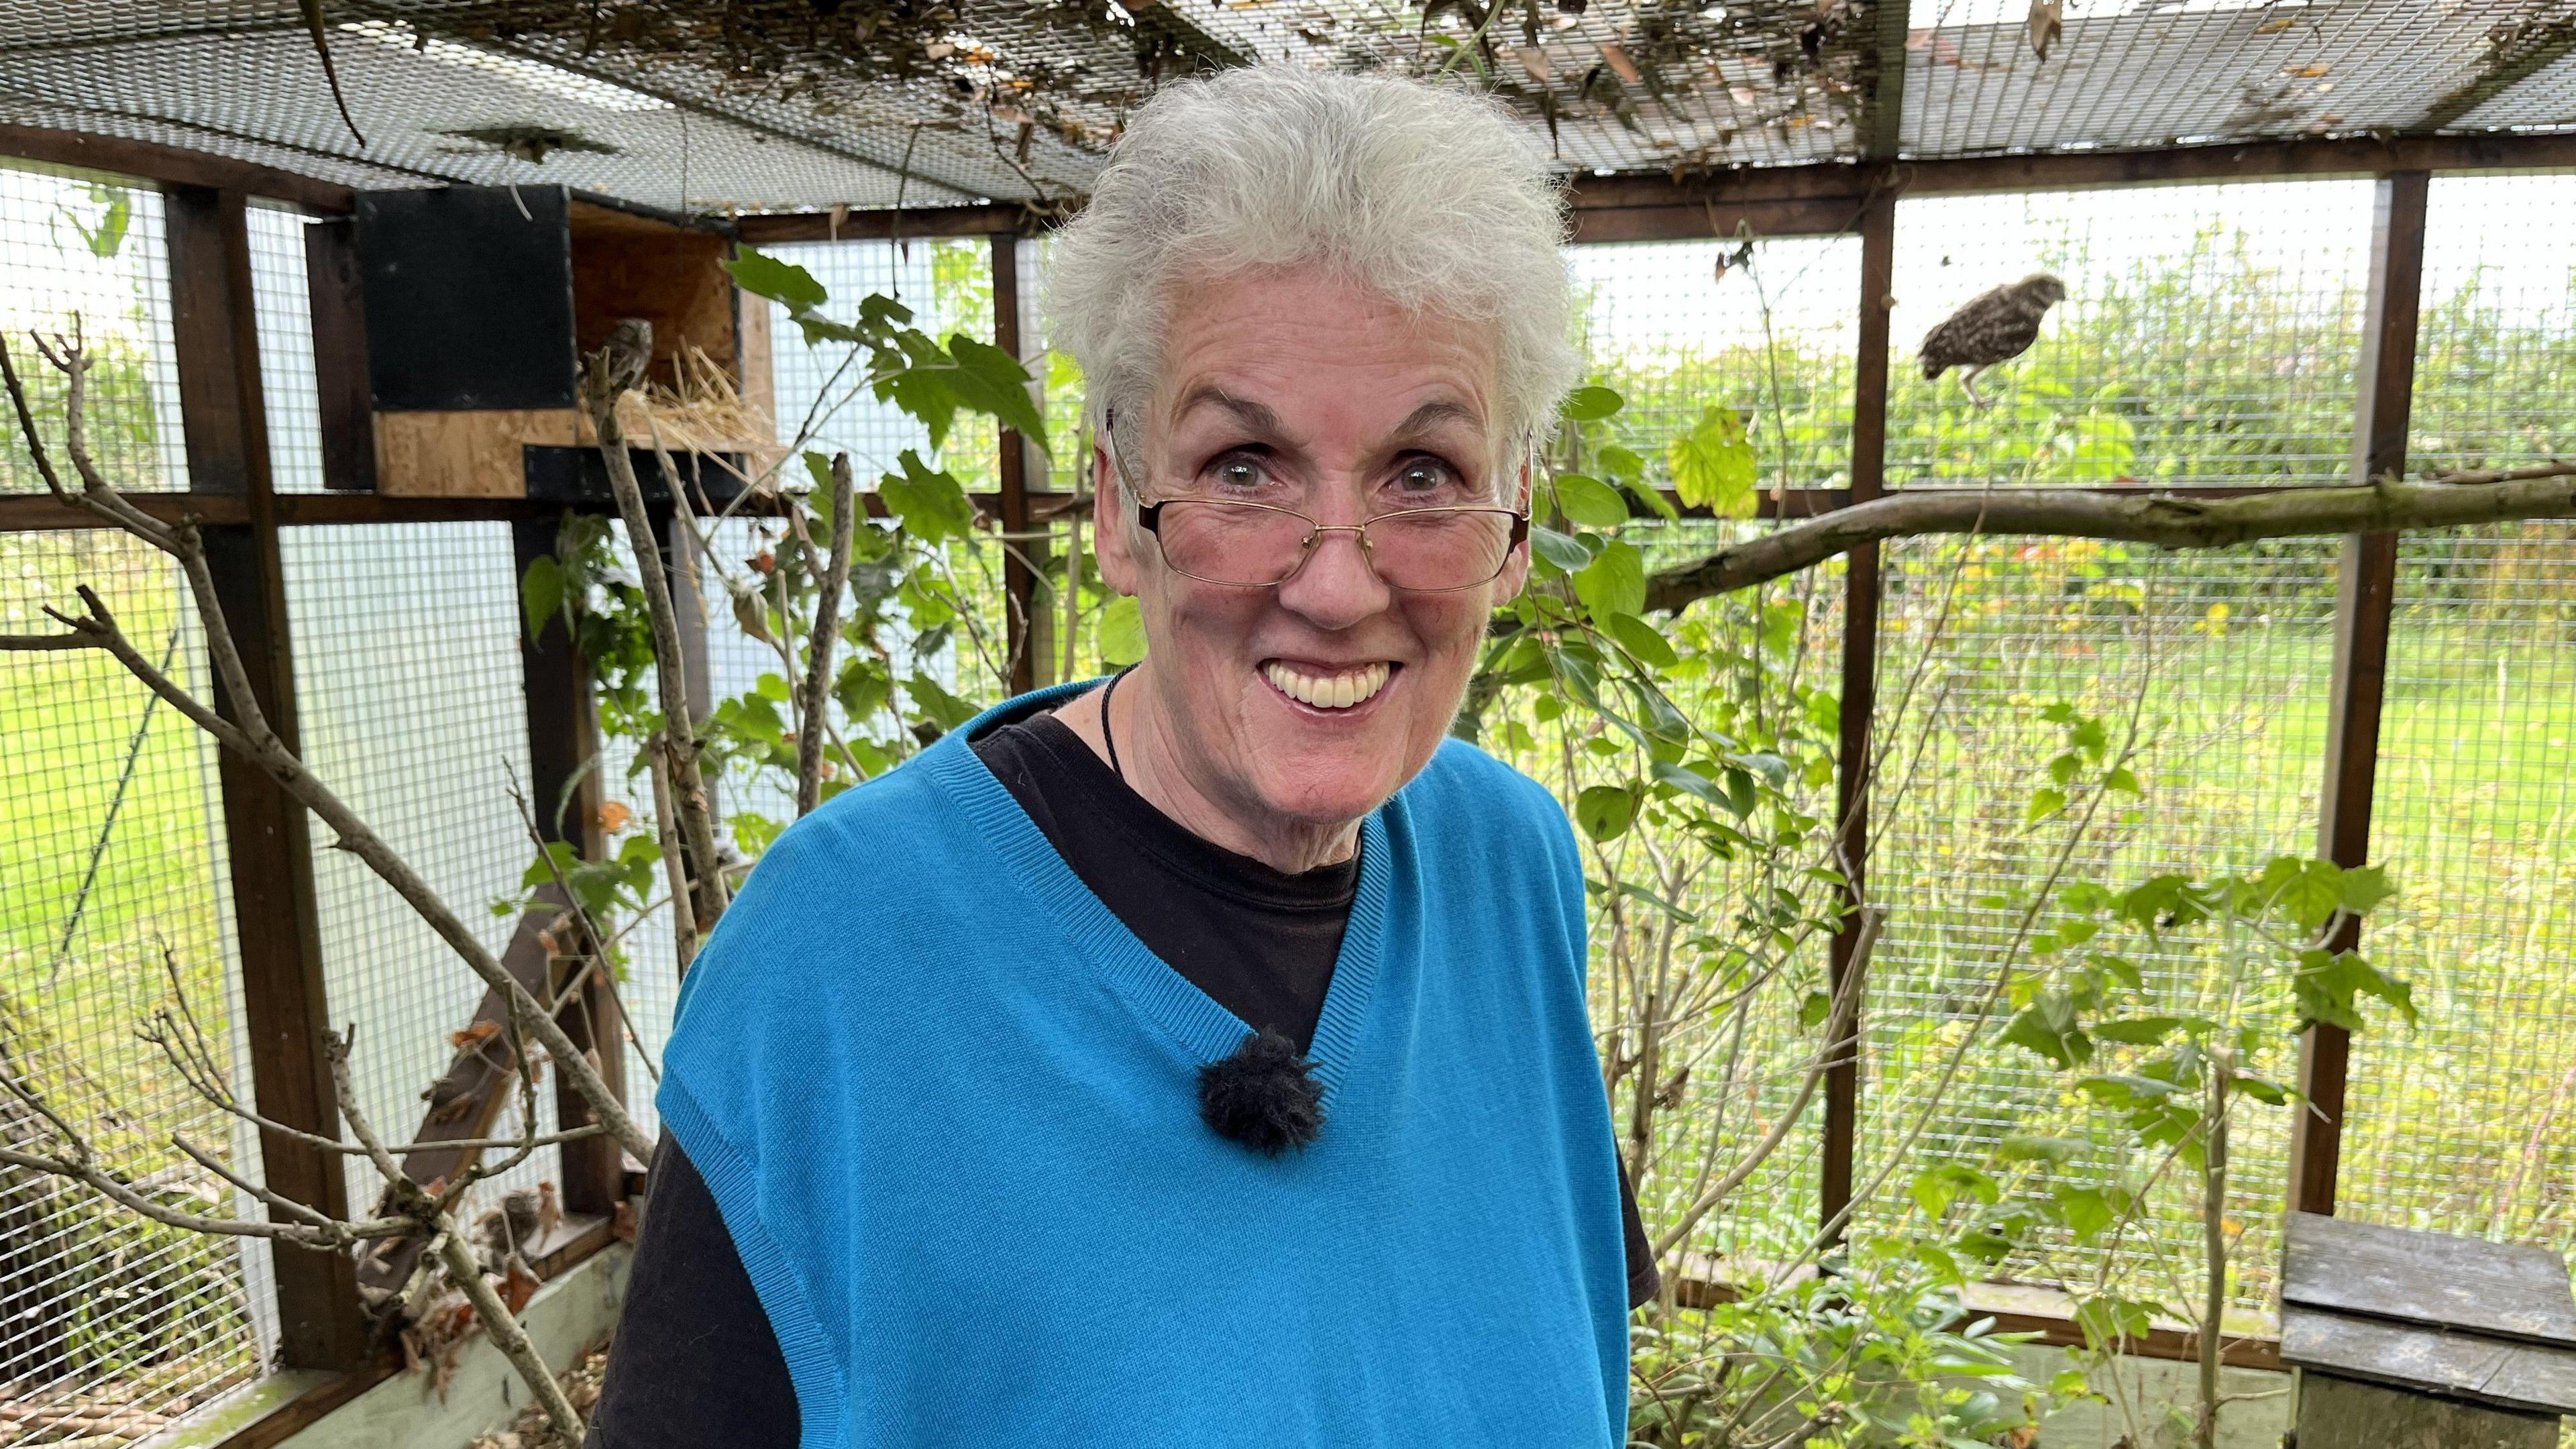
[{"x1": 1, "y1": 0, "x2": 2570, "y2": 210}]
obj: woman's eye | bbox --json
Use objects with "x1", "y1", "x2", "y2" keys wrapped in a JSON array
[
  {"x1": 1210, "y1": 458, "x2": 1265, "y2": 490},
  {"x1": 1395, "y1": 460, "x2": 1462, "y2": 496}
]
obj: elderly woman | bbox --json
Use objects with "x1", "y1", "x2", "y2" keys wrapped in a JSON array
[{"x1": 589, "y1": 64, "x2": 1654, "y2": 1449}]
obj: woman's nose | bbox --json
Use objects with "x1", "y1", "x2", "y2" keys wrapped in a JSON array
[{"x1": 1275, "y1": 525, "x2": 1391, "y2": 630}]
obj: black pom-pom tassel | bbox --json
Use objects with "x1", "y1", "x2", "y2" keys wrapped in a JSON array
[{"x1": 1197, "y1": 1028, "x2": 1325, "y2": 1156}]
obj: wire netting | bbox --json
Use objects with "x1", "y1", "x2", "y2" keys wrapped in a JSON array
[
  {"x1": 246, "y1": 201, "x2": 331, "y2": 496},
  {"x1": 1858, "y1": 537, "x2": 2341, "y2": 1313},
  {"x1": 761, "y1": 235, "x2": 1000, "y2": 495},
  {"x1": 0, "y1": 529, "x2": 267, "y2": 1441},
  {"x1": 2342, "y1": 522, "x2": 2576, "y2": 1253},
  {"x1": 1573, "y1": 232, "x2": 1864, "y2": 497},
  {"x1": 1886, "y1": 179, "x2": 2375, "y2": 490},
  {"x1": 278, "y1": 523, "x2": 561, "y2": 1218},
  {"x1": 0, "y1": 156, "x2": 186, "y2": 496},
  {"x1": 2409, "y1": 170, "x2": 2576, "y2": 476}
]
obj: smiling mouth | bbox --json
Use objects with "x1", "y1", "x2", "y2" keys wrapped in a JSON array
[{"x1": 1261, "y1": 660, "x2": 1395, "y2": 710}]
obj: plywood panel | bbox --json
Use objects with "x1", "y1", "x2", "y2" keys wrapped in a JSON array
[{"x1": 372, "y1": 409, "x2": 584, "y2": 498}]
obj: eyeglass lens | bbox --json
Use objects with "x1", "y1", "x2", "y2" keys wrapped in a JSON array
[{"x1": 1154, "y1": 500, "x2": 1514, "y2": 590}]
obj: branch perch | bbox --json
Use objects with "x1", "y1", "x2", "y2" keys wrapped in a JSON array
[
  {"x1": 1645, "y1": 462, "x2": 2576, "y2": 614},
  {"x1": 578, "y1": 323, "x2": 731, "y2": 945}
]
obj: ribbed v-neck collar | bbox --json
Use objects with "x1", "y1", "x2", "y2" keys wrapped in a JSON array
[{"x1": 921, "y1": 682, "x2": 1391, "y2": 1095}]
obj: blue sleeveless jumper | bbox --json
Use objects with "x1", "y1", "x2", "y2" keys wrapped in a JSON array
[{"x1": 659, "y1": 682, "x2": 1631, "y2": 1448}]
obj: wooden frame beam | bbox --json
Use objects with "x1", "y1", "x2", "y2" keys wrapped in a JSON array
[
  {"x1": 2288, "y1": 170, "x2": 2428, "y2": 1219},
  {"x1": 1821, "y1": 195, "x2": 1894, "y2": 1241},
  {"x1": 0, "y1": 124, "x2": 352, "y2": 213},
  {"x1": 991, "y1": 231, "x2": 1046, "y2": 694},
  {"x1": 166, "y1": 182, "x2": 368, "y2": 1370},
  {"x1": 513, "y1": 517, "x2": 630, "y2": 1218}
]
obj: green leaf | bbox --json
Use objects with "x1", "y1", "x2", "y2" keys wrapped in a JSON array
[
  {"x1": 1998, "y1": 1134, "x2": 2086, "y2": 1165},
  {"x1": 1097, "y1": 594, "x2": 1148, "y2": 665},
  {"x1": 1799, "y1": 989, "x2": 1833, "y2": 1029},
  {"x1": 1574, "y1": 784, "x2": 1638, "y2": 842},
  {"x1": 904, "y1": 674, "x2": 981, "y2": 732},
  {"x1": 1605, "y1": 612, "x2": 1678, "y2": 671},
  {"x1": 879, "y1": 450, "x2": 975, "y2": 543},
  {"x1": 2002, "y1": 992, "x2": 2090, "y2": 1069},
  {"x1": 802, "y1": 449, "x2": 837, "y2": 494},
  {"x1": 1649, "y1": 759, "x2": 1720, "y2": 804},
  {"x1": 1559, "y1": 385, "x2": 1623, "y2": 421},
  {"x1": 1667, "y1": 405, "x2": 1757, "y2": 517},
  {"x1": 1552, "y1": 473, "x2": 1630, "y2": 528},
  {"x1": 2339, "y1": 863, "x2": 2396, "y2": 918},
  {"x1": 1596, "y1": 443, "x2": 1644, "y2": 482},
  {"x1": 2025, "y1": 787, "x2": 2067, "y2": 824},
  {"x1": 2053, "y1": 1185, "x2": 2115, "y2": 1242},
  {"x1": 1528, "y1": 526, "x2": 1592, "y2": 575},
  {"x1": 945, "y1": 333, "x2": 1051, "y2": 453},
  {"x1": 724, "y1": 248, "x2": 828, "y2": 313},
  {"x1": 2235, "y1": 1075, "x2": 2292, "y2": 1106},
  {"x1": 519, "y1": 554, "x2": 565, "y2": 644},
  {"x1": 1573, "y1": 539, "x2": 1647, "y2": 620}
]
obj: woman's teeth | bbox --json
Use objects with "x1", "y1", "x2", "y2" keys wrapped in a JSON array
[{"x1": 1263, "y1": 661, "x2": 1393, "y2": 710}]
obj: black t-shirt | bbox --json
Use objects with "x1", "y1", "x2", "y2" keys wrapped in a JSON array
[{"x1": 590, "y1": 713, "x2": 1660, "y2": 1447}]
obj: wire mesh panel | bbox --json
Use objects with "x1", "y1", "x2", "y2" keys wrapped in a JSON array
[
  {"x1": 278, "y1": 523, "x2": 559, "y2": 1217},
  {"x1": 1886, "y1": 180, "x2": 2375, "y2": 489},
  {"x1": 2339, "y1": 574, "x2": 2576, "y2": 1244},
  {"x1": 1858, "y1": 538, "x2": 2340, "y2": 1312},
  {"x1": 0, "y1": 156, "x2": 187, "y2": 496},
  {"x1": 0, "y1": 529, "x2": 266, "y2": 1440},
  {"x1": 1572, "y1": 233, "x2": 1864, "y2": 493},
  {"x1": 2409, "y1": 170, "x2": 2576, "y2": 476},
  {"x1": 245, "y1": 201, "x2": 330, "y2": 495},
  {"x1": 763, "y1": 236, "x2": 1000, "y2": 493}
]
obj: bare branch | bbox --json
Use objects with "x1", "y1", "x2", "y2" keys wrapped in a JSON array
[
  {"x1": 434, "y1": 1222, "x2": 587, "y2": 1443},
  {"x1": 579, "y1": 329, "x2": 730, "y2": 941},
  {"x1": 798, "y1": 452, "x2": 857, "y2": 816},
  {"x1": 1646, "y1": 462, "x2": 2576, "y2": 614}
]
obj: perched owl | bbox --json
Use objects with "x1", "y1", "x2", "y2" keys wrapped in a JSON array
[{"x1": 1919, "y1": 273, "x2": 2068, "y2": 407}]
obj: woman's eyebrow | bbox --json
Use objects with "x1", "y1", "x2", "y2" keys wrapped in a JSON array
[
  {"x1": 1386, "y1": 398, "x2": 1485, "y2": 445},
  {"x1": 1172, "y1": 385, "x2": 1288, "y2": 439}
]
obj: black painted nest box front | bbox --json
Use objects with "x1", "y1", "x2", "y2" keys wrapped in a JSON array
[{"x1": 354, "y1": 185, "x2": 770, "y2": 503}]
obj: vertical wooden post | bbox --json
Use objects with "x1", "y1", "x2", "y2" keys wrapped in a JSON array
[
  {"x1": 2288, "y1": 170, "x2": 2428, "y2": 1219},
  {"x1": 166, "y1": 184, "x2": 368, "y2": 1369},
  {"x1": 303, "y1": 217, "x2": 375, "y2": 493},
  {"x1": 992, "y1": 231, "x2": 1045, "y2": 695},
  {"x1": 513, "y1": 517, "x2": 630, "y2": 1213},
  {"x1": 1822, "y1": 193, "x2": 1896, "y2": 1240}
]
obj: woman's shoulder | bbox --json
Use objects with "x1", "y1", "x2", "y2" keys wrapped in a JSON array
[
  {"x1": 1405, "y1": 736, "x2": 1573, "y2": 833},
  {"x1": 665, "y1": 753, "x2": 987, "y2": 1015}
]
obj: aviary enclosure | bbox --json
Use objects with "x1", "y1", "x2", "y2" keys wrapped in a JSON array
[{"x1": 1, "y1": 0, "x2": 2572, "y2": 1445}]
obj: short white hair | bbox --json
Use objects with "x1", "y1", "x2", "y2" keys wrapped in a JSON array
[{"x1": 1044, "y1": 65, "x2": 1580, "y2": 479}]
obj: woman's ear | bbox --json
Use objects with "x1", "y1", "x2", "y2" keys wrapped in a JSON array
[{"x1": 1094, "y1": 435, "x2": 1142, "y2": 597}]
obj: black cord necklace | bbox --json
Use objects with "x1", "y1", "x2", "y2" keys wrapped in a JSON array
[
  {"x1": 1097, "y1": 663, "x2": 1134, "y2": 780},
  {"x1": 1093, "y1": 662, "x2": 1324, "y2": 1157}
]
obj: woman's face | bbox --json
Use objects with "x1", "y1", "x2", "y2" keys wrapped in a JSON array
[{"x1": 1094, "y1": 268, "x2": 1530, "y2": 849}]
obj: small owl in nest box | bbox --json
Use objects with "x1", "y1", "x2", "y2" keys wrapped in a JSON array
[{"x1": 1919, "y1": 272, "x2": 2067, "y2": 408}]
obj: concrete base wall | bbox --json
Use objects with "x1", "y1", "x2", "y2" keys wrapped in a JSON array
[{"x1": 2012, "y1": 1343, "x2": 2290, "y2": 1449}]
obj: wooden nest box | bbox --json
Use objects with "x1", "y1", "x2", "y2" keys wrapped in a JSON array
[
  {"x1": 354, "y1": 185, "x2": 774, "y2": 501},
  {"x1": 2280, "y1": 1210, "x2": 2576, "y2": 1448}
]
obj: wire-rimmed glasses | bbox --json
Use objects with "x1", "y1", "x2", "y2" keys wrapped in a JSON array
[{"x1": 1103, "y1": 415, "x2": 1529, "y2": 593}]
